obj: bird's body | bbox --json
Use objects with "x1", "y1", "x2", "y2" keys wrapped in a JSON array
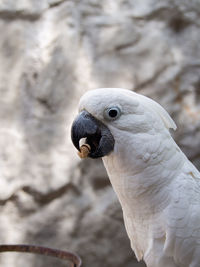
[
  {"x1": 71, "y1": 88, "x2": 200, "y2": 267},
  {"x1": 104, "y1": 149, "x2": 200, "y2": 267}
]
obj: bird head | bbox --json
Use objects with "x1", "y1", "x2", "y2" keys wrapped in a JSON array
[{"x1": 71, "y1": 88, "x2": 176, "y2": 159}]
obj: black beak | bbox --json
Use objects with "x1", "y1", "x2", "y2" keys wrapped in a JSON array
[{"x1": 71, "y1": 110, "x2": 114, "y2": 158}]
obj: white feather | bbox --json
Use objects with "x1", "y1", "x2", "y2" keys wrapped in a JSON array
[
  {"x1": 78, "y1": 88, "x2": 200, "y2": 267},
  {"x1": 135, "y1": 93, "x2": 177, "y2": 131}
]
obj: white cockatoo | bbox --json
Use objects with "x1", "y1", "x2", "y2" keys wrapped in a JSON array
[{"x1": 71, "y1": 88, "x2": 200, "y2": 267}]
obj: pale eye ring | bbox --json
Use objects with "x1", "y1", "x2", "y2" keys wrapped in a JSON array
[{"x1": 104, "y1": 107, "x2": 121, "y2": 120}]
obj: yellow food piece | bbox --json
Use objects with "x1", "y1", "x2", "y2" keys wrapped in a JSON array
[{"x1": 78, "y1": 144, "x2": 91, "y2": 158}]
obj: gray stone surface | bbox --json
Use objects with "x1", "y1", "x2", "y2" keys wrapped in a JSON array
[{"x1": 0, "y1": 0, "x2": 200, "y2": 266}]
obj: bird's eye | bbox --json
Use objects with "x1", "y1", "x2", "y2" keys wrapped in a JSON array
[{"x1": 104, "y1": 107, "x2": 121, "y2": 120}]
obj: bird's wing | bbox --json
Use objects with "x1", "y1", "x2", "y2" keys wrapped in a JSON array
[
  {"x1": 123, "y1": 213, "x2": 144, "y2": 261},
  {"x1": 164, "y1": 159, "x2": 200, "y2": 267}
]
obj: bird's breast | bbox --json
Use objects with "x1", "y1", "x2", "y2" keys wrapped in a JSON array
[{"x1": 103, "y1": 154, "x2": 174, "y2": 222}]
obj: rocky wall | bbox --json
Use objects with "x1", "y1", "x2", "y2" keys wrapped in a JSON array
[{"x1": 0, "y1": 0, "x2": 200, "y2": 266}]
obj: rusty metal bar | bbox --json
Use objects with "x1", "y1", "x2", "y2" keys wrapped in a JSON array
[{"x1": 0, "y1": 244, "x2": 82, "y2": 267}]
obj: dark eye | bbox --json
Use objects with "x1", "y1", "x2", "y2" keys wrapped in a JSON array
[{"x1": 104, "y1": 107, "x2": 121, "y2": 120}]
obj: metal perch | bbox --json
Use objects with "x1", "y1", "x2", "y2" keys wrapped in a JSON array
[{"x1": 0, "y1": 244, "x2": 82, "y2": 267}]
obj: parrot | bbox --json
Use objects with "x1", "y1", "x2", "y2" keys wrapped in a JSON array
[{"x1": 71, "y1": 88, "x2": 200, "y2": 267}]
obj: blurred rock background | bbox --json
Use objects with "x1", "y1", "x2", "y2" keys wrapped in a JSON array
[{"x1": 0, "y1": 0, "x2": 200, "y2": 266}]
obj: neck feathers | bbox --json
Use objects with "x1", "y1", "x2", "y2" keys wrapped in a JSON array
[{"x1": 103, "y1": 132, "x2": 184, "y2": 216}]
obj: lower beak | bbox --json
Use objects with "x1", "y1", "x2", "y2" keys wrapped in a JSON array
[{"x1": 71, "y1": 111, "x2": 114, "y2": 158}]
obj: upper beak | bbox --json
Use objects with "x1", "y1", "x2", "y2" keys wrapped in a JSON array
[{"x1": 71, "y1": 110, "x2": 114, "y2": 158}]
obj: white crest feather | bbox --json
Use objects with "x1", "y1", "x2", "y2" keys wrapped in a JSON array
[{"x1": 138, "y1": 94, "x2": 177, "y2": 131}]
